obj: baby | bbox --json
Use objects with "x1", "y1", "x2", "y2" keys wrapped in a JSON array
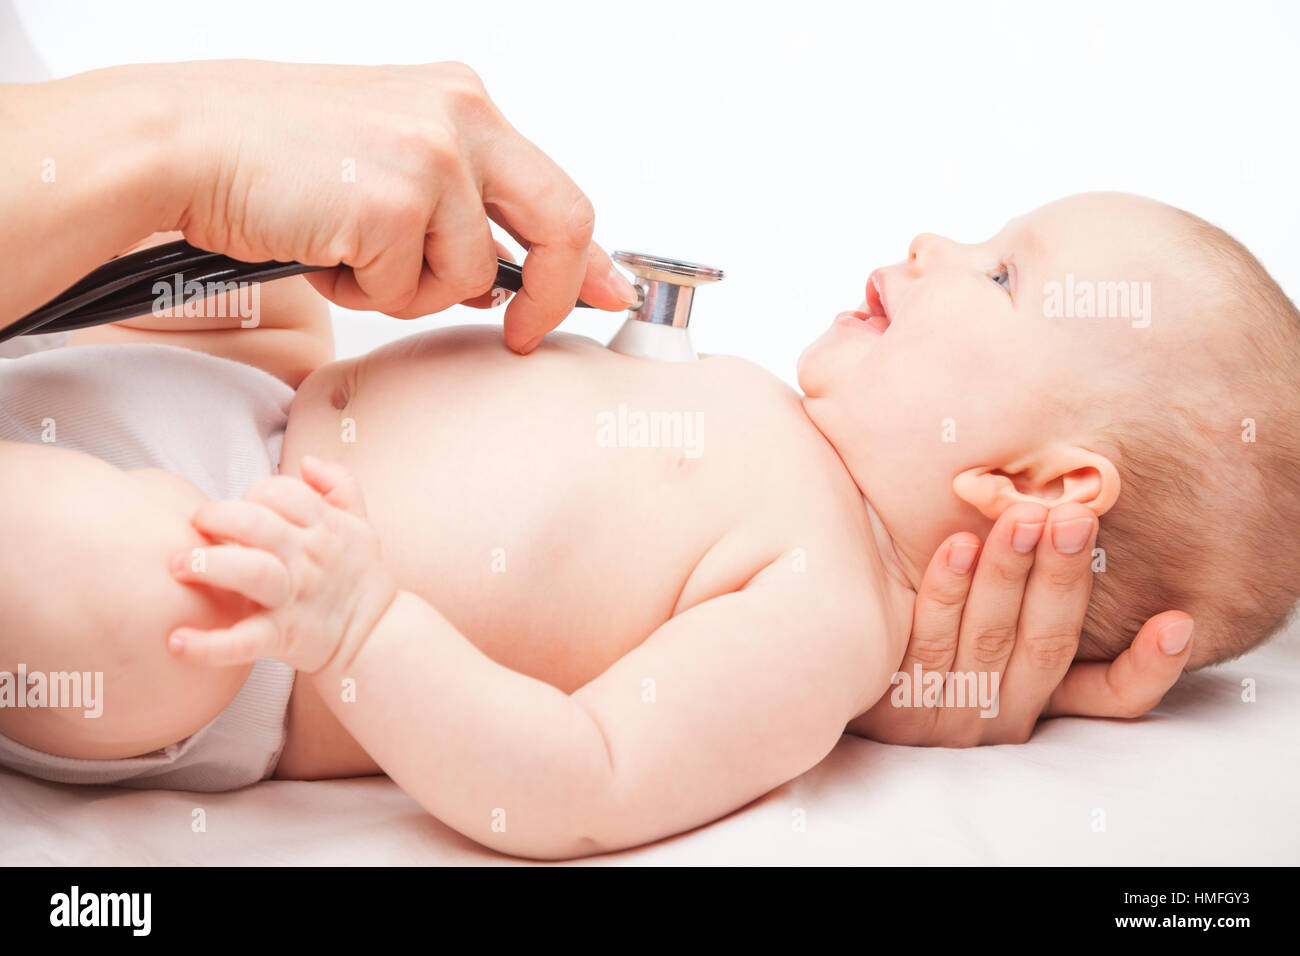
[{"x1": 6, "y1": 192, "x2": 1298, "y2": 858}]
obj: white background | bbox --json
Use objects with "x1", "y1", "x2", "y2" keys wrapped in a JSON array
[{"x1": 10, "y1": 0, "x2": 1300, "y2": 382}]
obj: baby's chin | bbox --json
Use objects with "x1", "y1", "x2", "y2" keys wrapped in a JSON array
[
  {"x1": 798, "y1": 320, "x2": 881, "y2": 400},
  {"x1": 795, "y1": 340, "x2": 821, "y2": 396}
]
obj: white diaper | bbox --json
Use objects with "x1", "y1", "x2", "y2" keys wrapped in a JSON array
[{"x1": 0, "y1": 338, "x2": 298, "y2": 791}]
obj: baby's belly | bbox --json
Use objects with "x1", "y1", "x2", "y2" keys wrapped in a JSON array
[{"x1": 274, "y1": 327, "x2": 780, "y2": 778}]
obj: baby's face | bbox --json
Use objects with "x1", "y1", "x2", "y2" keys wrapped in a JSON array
[{"x1": 798, "y1": 193, "x2": 1198, "y2": 576}]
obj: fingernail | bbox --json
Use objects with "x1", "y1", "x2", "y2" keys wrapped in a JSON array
[
  {"x1": 947, "y1": 540, "x2": 979, "y2": 574},
  {"x1": 520, "y1": 332, "x2": 544, "y2": 353},
  {"x1": 608, "y1": 262, "x2": 638, "y2": 305},
  {"x1": 170, "y1": 552, "x2": 184, "y2": 572},
  {"x1": 1051, "y1": 517, "x2": 1093, "y2": 555},
  {"x1": 167, "y1": 633, "x2": 185, "y2": 655},
  {"x1": 1158, "y1": 619, "x2": 1194, "y2": 656},
  {"x1": 1011, "y1": 521, "x2": 1045, "y2": 554}
]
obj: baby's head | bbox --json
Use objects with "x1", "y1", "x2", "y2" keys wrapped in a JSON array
[{"x1": 800, "y1": 192, "x2": 1300, "y2": 669}]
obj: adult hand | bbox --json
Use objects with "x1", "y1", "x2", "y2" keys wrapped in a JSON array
[
  {"x1": 173, "y1": 60, "x2": 637, "y2": 351},
  {"x1": 852, "y1": 502, "x2": 1195, "y2": 747}
]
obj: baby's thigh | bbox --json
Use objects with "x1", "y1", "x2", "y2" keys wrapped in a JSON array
[{"x1": 0, "y1": 447, "x2": 252, "y2": 759}]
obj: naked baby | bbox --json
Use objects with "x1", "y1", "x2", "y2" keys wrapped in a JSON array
[{"x1": 5, "y1": 192, "x2": 1297, "y2": 858}]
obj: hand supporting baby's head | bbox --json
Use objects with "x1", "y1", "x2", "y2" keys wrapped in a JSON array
[{"x1": 799, "y1": 192, "x2": 1300, "y2": 669}]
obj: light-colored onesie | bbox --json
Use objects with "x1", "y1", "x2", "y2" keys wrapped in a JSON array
[{"x1": 0, "y1": 334, "x2": 297, "y2": 791}]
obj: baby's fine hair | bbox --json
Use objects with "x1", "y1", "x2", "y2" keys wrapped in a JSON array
[{"x1": 1079, "y1": 207, "x2": 1300, "y2": 668}]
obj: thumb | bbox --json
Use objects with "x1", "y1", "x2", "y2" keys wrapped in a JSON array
[
  {"x1": 299, "y1": 456, "x2": 368, "y2": 517},
  {"x1": 576, "y1": 243, "x2": 639, "y2": 313},
  {"x1": 1044, "y1": 611, "x2": 1193, "y2": 719}
]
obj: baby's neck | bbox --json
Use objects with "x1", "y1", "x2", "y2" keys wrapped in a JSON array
[
  {"x1": 857, "y1": 494, "x2": 924, "y2": 687},
  {"x1": 794, "y1": 398, "x2": 922, "y2": 643},
  {"x1": 863, "y1": 495, "x2": 921, "y2": 596}
]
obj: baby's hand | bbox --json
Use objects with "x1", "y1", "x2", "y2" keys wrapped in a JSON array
[{"x1": 167, "y1": 457, "x2": 397, "y2": 673}]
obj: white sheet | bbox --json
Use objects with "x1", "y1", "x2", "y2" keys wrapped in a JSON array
[{"x1": 4, "y1": 622, "x2": 1296, "y2": 865}]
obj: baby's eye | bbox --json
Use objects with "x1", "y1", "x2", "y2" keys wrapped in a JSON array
[{"x1": 989, "y1": 264, "x2": 1012, "y2": 293}]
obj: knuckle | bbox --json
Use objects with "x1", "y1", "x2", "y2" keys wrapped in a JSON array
[
  {"x1": 380, "y1": 283, "x2": 420, "y2": 317},
  {"x1": 990, "y1": 557, "x2": 1031, "y2": 586},
  {"x1": 450, "y1": 252, "x2": 499, "y2": 299},
  {"x1": 364, "y1": 189, "x2": 421, "y2": 236},
  {"x1": 922, "y1": 581, "x2": 969, "y2": 611},
  {"x1": 468, "y1": 252, "x2": 498, "y2": 294},
  {"x1": 303, "y1": 526, "x2": 339, "y2": 564},
  {"x1": 405, "y1": 122, "x2": 462, "y2": 177},
  {"x1": 907, "y1": 637, "x2": 955, "y2": 670},
  {"x1": 564, "y1": 192, "x2": 596, "y2": 250},
  {"x1": 262, "y1": 573, "x2": 288, "y2": 607},
  {"x1": 434, "y1": 60, "x2": 485, "y2": 92},
  {"x1": 447, "y1": 80, "x2": 490, "y2": 118},
  {"x1": 969, "y1": 623, "x2": 1018, "y2": 663},
  {"x1": 225, "y1": 507, "x2": 255, "y2": 538},
  {"x1": 1040, "y1": 562, "x2": 1086, "y2": 593},
  {"x1": 1024, "y1": 631, "x2": 1079, "y2": 670}
]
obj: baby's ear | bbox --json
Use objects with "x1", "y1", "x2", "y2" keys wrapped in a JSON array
[{"x1": 953, "y1": 446, "x2": 1120, "y2": 519}]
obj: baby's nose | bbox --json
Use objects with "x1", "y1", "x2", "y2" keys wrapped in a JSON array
[{"x1": 907, "y1": 232, "x2": 954, "y2": 271}]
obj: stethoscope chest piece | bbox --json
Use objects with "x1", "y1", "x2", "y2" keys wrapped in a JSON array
[{"x1": 606, "y1": 251, "x2": 724, "y2": 362}]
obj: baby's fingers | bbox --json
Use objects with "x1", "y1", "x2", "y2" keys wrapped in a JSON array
[
  {"x1": 1045, "y1": 612, "x2": 1193, "y2": 719},
  {"x1": 167, "y1": 615, "x2": 282, "y2": 668},
  {"x1": 193, "y1": 499, "x2": 297, "y2": 556},
  {"x1": 170, "y1": 545, "x2": 291, "y2": 609},
  {"x1": 299, "y1": 456, "x2": 367, "y2": 517}
]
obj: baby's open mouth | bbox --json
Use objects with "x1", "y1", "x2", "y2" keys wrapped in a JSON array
[{"x1": 835, "y1": 270, "x2": 892, "y2": 335}]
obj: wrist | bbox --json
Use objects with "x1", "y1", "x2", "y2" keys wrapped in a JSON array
[
  {"x1": 63, "y1": 63, "x2": 197, "y2": 234},
  {"x1": 311, "y1": 577, "x2": 402, "y2": 680}
]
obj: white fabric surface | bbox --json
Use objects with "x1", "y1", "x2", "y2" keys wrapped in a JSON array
[{"x1": 3, "y1": 621, "x2": 1296, "y2": 865}]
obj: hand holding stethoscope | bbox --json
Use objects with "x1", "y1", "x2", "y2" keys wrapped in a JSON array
[
  {"x1": 169, "y1": 60, "x2": 639, "y2": 351},
  {"x1": 2, "y1": 59, "x2": 637, "y2": 353}
]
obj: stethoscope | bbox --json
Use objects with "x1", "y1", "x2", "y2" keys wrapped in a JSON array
[{"x1": 1, "y1": 241, "x2": 724, "y2": 362}]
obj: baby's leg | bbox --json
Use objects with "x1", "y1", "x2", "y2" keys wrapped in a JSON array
[{"x1": 0, "y1": 440, "x2": 251, "y2": 759}]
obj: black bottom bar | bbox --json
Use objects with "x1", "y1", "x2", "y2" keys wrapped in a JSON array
[{"x1": 1, "y1": 865, "x2": 1288, "y2": 942}]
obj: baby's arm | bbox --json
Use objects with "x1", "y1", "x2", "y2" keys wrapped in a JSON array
[
  {"x1": 326, "y1": 567, "x2": 885, "y2": 857},
  {"x1": 169, "y1": 462, "x2": 890, "y2": 859}
]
